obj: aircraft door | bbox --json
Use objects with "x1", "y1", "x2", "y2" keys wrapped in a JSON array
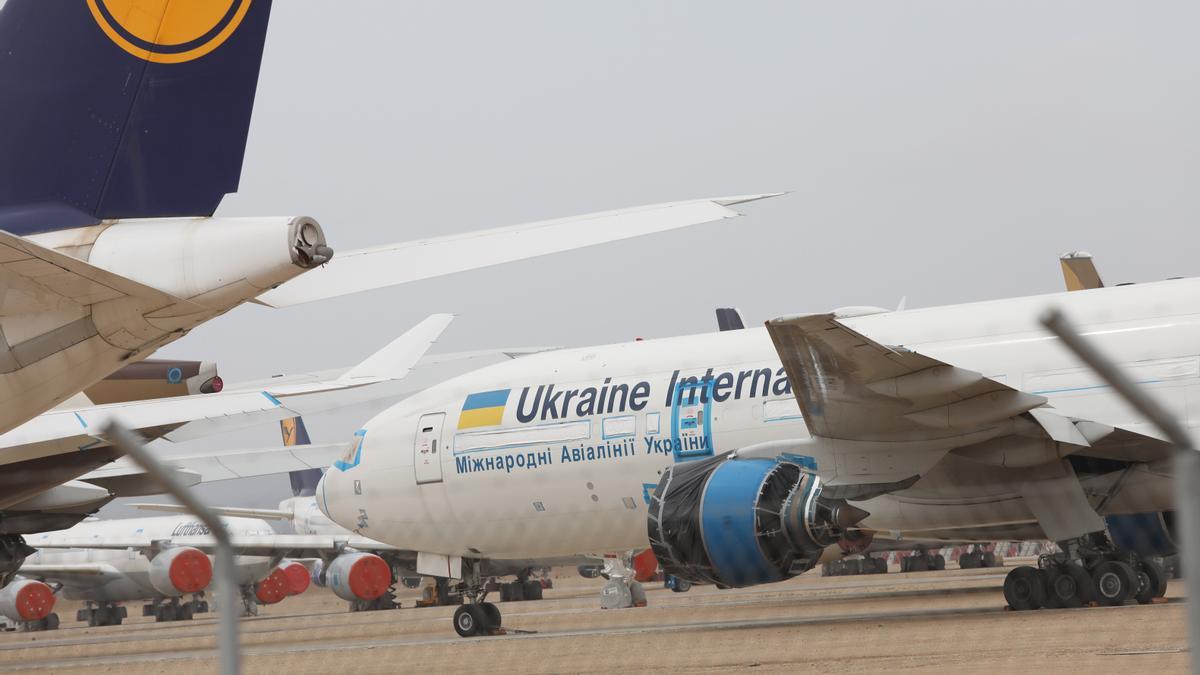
[
  {"x1": 413, "y1": 413, "x2": 446, "y2": 484},
  {"x1": 670, "y1": 379, "x2": 714, "y2": 462}
]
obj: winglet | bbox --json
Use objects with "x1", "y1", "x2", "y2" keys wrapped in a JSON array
[{"x1": 338, "y1": 313, "x2": 455, "y2": 383}]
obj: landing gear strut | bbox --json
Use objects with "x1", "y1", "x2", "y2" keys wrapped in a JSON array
[
  {"x1": 451, "y1": 559, "x2": 502, "y2": 638},
  {"x1": 1004, "y1": 532, "x2": 1168, "y2": 611}
]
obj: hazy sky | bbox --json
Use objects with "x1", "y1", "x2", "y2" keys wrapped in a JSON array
[{"x1": 106, "y1": 0, "x2": 1200, "y2": 516}]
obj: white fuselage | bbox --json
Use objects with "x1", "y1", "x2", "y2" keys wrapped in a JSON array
[
  {"x1": 319, "y1": 279, "x2": 1197, "y2": 559},
  {"x1": 24, "y1": 516, "x2": 277, "y2": 603}
]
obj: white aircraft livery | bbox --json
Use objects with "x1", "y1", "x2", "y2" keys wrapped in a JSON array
[{"x1": 317, "y1": 277, "x2": 1190, "y2": 635}]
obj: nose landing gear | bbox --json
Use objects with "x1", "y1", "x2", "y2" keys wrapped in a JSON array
[
  {"x1": 451, "y1": 559, "x2": 503, "y2": 637},
  {"x1": 1003, "y1": 532, "x2": 1168, "y2": 611}
]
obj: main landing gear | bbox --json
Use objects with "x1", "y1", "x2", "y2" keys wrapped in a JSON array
[
  {"x1": 78, "y1": 601, "x2": 126, "y2": 627},
  {"x1": 451, "y1": 559, "x2": 503, "y2": 638},
  {"x1": 142, "y1": 595, "x2": 206, "y2": 622},
  {"x1": 1003, "y1": 533, "x2": 1168, "y2": 610}
]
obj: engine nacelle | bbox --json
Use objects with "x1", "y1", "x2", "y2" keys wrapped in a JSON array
[
  {"x1": 326, "y1": 552, "x2": 392, "y2": 602},
  {"x1": 148, "y1": 547, "x2": 212, "y2": 596},
  {"x1": 29, "y1": 216, "x2": 332, "y2": 310},
  {"x1": 648, "y1": 454, "x2": 864, "y2": 588},
  {"x1": 1106, "y1": 511, "x2": 1177, "y2": 557},
  {"x1": 254, "y1": 567, "x2": 290, "y2": 605},
  {"x1": 0, "y1": 580, "x2": 55, "y2": 622},
  {"x1": 277, "y1": 560, "x2": 311, "y2": 596}
]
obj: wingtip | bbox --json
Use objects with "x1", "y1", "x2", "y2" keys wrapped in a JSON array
[{"x1": 712, "y1": 192, "x2": 788, "y2": 207}]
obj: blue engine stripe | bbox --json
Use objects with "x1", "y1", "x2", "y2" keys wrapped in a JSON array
[{"x1": 700, "y1": 459, "x2": 784, "y2": 587}]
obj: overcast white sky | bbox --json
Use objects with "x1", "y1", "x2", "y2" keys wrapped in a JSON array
[{"x1": 107, "y1": 0, "x2": 1200, "y2": 515}]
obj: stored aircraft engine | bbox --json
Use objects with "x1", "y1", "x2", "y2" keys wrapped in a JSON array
[
  {"x1": 1105, "y1": 512, "x2": 1178, "y2": 558},
  {"x1": 325, "y1": 552, "x2": 392, "y2": 602},
  {"x1": 148, "y1": 547, "x2": 212, "y2": 597},
  {"x1": 0, "y1": 579, "x2": 55, "y2": 623},
  {"x1": 648, "y1": 454, "x2": 868, "y2": 588},
  {"x1": 254, "y1": 567, "x2": 291, "y2": 606},
  {"x1": 277, "y1": 560, "x2": 311, "y2": 596}
]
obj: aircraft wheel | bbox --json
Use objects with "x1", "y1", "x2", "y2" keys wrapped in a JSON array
[
  {"x1": 1135, "y1": 559, "x2": 1167, "y2": 604},
  {"x1": 453, "y1": 604, "x2": 486, "y2": 637},
  {"x1": 982, "y1": 552, "x2": 997, "y2": 567},
  {"x1": 480, "y1": 602, "x2": 501, "y2": 631},
  {"x1": 1092, "y1": 560, "x2": 1137, "y2": 606},
  {"x1": 522, "y1": 580, "x2": 544, "y2": 601},
  {"x1": 1003, "y1": 566, "x2": 1045, "y2": 610},
  {"x1": 909, "y1": 556, "x2": 929, "y2": 572},
  {"x1": 958, "y1": 552, "x2": 977, "y2": 569},
  {"x1": 933, "y1": 554, "x2": 946, "y2": 571},
  {"x1": 1046, "y1": 565, "x2": 1090, "y2": 608}
]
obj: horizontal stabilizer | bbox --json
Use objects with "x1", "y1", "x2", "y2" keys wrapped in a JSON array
[{"x1": 255, "y1": 194, "x2": 783, "y2": 307}]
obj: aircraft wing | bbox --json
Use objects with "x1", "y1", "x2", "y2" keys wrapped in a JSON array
[
  {"x1": 0, "y1": 313, "x2": 450, "y2": 457},
  {"x1": 80, "y1": 441, "x2": 349, "y2": 495},
  {"x1": 33, "y1": 535, "x2": 400, "y2": 558},
  {"x1": 763, "y1": 313, "x2": 1175, "y2": 486},
  {"x1": 19, "y1": 563, "x2": 122, "y2": 582},
  {"x1": 128, "y1": 503, "x2": 293, "y2": 521},
  {"x1": 254, "y1": 195, "x2": 782, "y2": 307}
]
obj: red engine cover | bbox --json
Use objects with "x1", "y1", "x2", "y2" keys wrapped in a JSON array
[
  {"x1": 1, "y1": 580, "x2": 55, "y2": 621},
  {"x1": 279, "y1": 561, "x2": 310, "y2": 596},
  {"x1": 632, "y1": 548, "x2": 659, "y2": 583},
  {"x1": 255, "y1": 567, "x2": 290, "y2": 605}
]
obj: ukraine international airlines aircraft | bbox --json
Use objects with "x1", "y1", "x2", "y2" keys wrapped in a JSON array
[
  {"x1": 0, "y1": 0, "x2": 777, "y2": 439},
  {"x1": 316, "y1": 277, "x2": 1189, "y2": 635}
]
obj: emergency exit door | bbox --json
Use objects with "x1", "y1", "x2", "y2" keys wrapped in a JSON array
[{"x1": 414, "y1": 413, "x2": 446, "y2": 484}]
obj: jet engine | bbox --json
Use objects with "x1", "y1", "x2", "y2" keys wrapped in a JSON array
[
  {"x1": 1106, "y1": 511, "x2": 1177, "y2": 557},
  {"x1": 648, "y1": 454, "x2": 867, "y2": 588},
  {"x1": 277, "y1": 560, "x2": 311, "y2": 596},
  {"x1": 325, "y1": 552, "x2": 392, "y2": 602},
  {"x1": 148, "y1": 547, "x2": 212, "y2": 596},
  {"x1": 254, "y1": 567, "x2": 291, "y2": 605},
  {"x1": 0, "y1": 579, "x2": 55, "y2": 622}
]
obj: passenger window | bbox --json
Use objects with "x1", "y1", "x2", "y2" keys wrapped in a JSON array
[{"x1": 645, "y1": 412, "x2": 660, "y2": 435}]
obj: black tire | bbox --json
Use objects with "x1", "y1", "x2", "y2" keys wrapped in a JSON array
[
  {"x1": 933, "y1": 555, "x2": 946, "y2": 571},
  {"x1": 899, "y1": 558, "x2": 909, "y2": 573},
  {"x1": 1003, "y1": 566, "x2": 1046, "y2": 610},
  {"x1": 453, "y1": 605, "x2": 485, "y2": 637},
  {"x1": 522, "y1": 580, "x2": 544, "y2": 601},
  {"x1": 1042, "y1": 569, "x2": 1064, "y2": 609},
  {"x1": 1092, "y1": 560, "x2": 1137, "y2": 606},
  {"x1": 909, "y1": 556, "x2": 930, "y2": 572},
  {"x1": 959, "y1": 552, "x2": 977, "y2": 569},
  {"x1": 44, "y1": 613, "x2": 59, "y2": 630},
  {"x1": 1048, "y1": 564, "x2": 1091, "y2": 608},
  {"x1": 480, "y1": 602, "x2": 501, "y2": 630},
  {"x1": 875, "y1": 558, "x2": 889, "y2": 574},
  {"x1": 1135, "y1": 559, "x2": 1167, "y2": 604},
  {"x1": 179, "y1": 604, "x2": 194, "y2": 621},
  {"x1": 401, "y1": 577, "x2": 422, "y2": 589},
  {"x1": 982, "y1": 552, "x2": 997, "y2": 568}
]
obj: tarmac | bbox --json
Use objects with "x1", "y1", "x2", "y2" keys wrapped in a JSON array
[{"x1": 0, "y1": 560, "x2": 1186, "y2": 673}]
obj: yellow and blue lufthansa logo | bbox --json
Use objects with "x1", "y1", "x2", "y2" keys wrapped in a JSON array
[
  {"x1": 458, "y1": 389, "x2": 510, "y2": 429},
  {"x1": 87, "y1": 0, "x2": 253, "y2": 64}
]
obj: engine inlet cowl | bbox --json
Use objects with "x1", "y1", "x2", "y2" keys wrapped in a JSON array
[{"x1": 648, "y1": 453, "x2": 859, "y2": 588}]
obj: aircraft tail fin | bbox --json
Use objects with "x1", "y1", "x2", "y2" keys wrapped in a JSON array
[
  {"x1": 0, "y1": 0, "x2": 274, "y2": 233},
  {"x1": 281, "y1": 417, "x2": 323, "y2": 498}
]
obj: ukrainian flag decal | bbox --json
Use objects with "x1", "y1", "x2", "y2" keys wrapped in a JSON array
[{"x1": 458, "y1": 389, "x2": 510, "y2": 429}]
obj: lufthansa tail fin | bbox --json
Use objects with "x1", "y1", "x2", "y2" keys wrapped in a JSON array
[
  {"x1": 281, "y1": 417, "x2": 323, "y2": 498},
  {"x1": 0, "y1": 0, "x2": 274, "y2": 233}
]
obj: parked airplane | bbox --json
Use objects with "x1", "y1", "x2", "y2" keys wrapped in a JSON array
[
  {"x1": 0, "y1": 0, "x2": 778, "y2": 440},
  {"x1": 0, "y1": 313, "x2": 458, "y2": 587},
  {"x1": 135, "y1": 417, "x2": 593, "y2": 612},
  {"x1": 315, "y1": 276, "x2": 1187, "y2": 635},
  {"x1": 11, "y1": 514, "x2": 293, "y2": 630}
]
